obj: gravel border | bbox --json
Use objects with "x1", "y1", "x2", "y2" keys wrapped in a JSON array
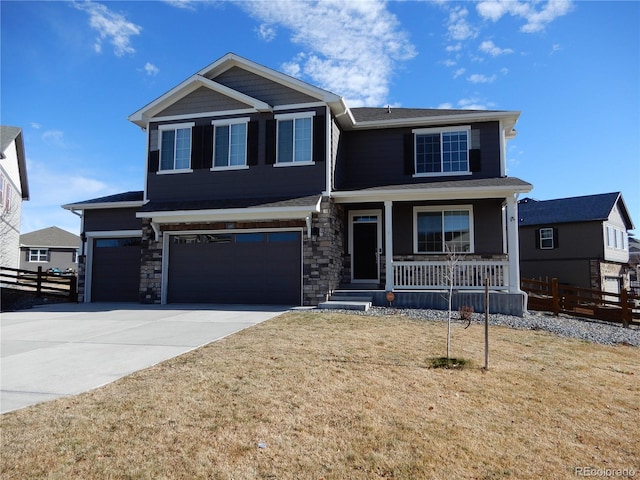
[{"x1": 302, "y1": 307, "x2": 640, "y2": 347}]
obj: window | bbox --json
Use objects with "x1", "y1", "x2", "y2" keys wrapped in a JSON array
[
  {"x1": 414, "y1": 207, "x2": 473, "y2": 253},
  {"x1": 213, "y1": 120, "x2": 248, "y2": 169},
  {"x1": 539, "y1": 228, "x2": 554, "y2": 249},
  {"x1": 414, "y1": 126, "x2": 470, "y2": 175},
  {"x1": 276, "y1": 114, "x2": 313, "y2": 164},
  {"x1": 159, "y1": 124, "x2": 193, "y2": 171},
  {"x1": 29, "y1": 249, "x2": 48, "y2": 262}
]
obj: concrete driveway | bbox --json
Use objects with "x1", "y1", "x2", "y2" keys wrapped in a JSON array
[{"x1": 1, "y1": 303, "x2": 288, "y2": 414}]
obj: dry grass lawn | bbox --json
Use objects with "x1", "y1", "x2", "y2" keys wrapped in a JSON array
[{"x1": 1, "y1": 311, "x2": 639, "y2": 479}]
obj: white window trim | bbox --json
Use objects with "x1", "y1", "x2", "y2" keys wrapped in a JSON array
[
  {"x1": 274, "y1": 112, "x2": 316, "y2": 166},
  {"x1": 211, "y1": 117, "x2": 250, "y2": 171},
  {"x1": 29, "y1": 248, "x2": 48, "y2": 262},
  {"x1": 413, "y1": 205, "x2": 474, "y2": 254},
  {"x1": 539, "y1": 227, "x2": 554, "y2": 250},
  {"x1": 412, "y1": 125, "x2": 471, "y2": 178},
  {"x1": 158, "y1": 122, "x2": 194, "y2": 172}
]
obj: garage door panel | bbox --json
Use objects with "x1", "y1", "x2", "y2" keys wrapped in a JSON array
[
  {"x1": 168, "y1": 232, "x2": 301, "y2": 305},
  {"x1": 91, "y1": 237, "x2": 141, "y2": 302}
]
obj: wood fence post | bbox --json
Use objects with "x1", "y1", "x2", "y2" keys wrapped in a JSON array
[
  {"x1": 621, "y1": 289, "x2": 630, "y2": 328},
  {"x1": 36, "y1": 266, "x2": 43, "y2": 298},
  {"x1": 484, "y1": 277, "x2": 489, "y2": 370},
  {"x1": 552, "y1": 278, "x2": 559, "y2": 316}
]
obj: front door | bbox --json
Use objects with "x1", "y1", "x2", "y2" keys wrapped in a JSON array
[{"x1": 350, "y1": 210, "x2": 381, "y2": 283}]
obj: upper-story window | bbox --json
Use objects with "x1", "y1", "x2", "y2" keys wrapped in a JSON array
[
  {"x1": 159, "y1": 123, "x2": 193, "y2": 172},
  {"x1": 413, "y1": 126, "x2": 470, "y2": 176},
  {"x1": 414, "y1": 206, "x2": 473, "y2": 254},
  {"x1": 212, "y1": 118, "x2": 248, "y2": 169},
  {"x1": 29, "y1": 248, "x2": 48, "y2": 262},
  {"x1": 275, "y1": 112, "x2": 315, "y2": 165}
]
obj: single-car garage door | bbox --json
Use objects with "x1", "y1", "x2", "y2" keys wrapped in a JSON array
[
  {"x1": 91, "y1": 237, "x2": 141, "y2": 302},
  {"x1": 168, "y1": 231, "x2": 301, "y2": 305}
]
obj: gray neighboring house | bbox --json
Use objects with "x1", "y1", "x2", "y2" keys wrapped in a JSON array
[
  {"x1": 63, "y1": 53, "x2": 533, "y2": 314},
  {"x1": 19, "y1": 226, "x2": 80, "y2": 273},
  {"x1": 518, "y1": 192, "x2": 635, "y2": 294},
  {"x1": 0, "y1": 126, "x2": 30, "y2": 269}
]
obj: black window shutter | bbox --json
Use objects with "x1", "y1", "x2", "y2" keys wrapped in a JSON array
[
  {"x1": 202, "y1": 125, "x2": 213, "y2": 169},
  {"x1": 535, "y1": 228, "x2": 540, "y2": 249},
  {"x1": 247, "y1": 121, "x2": 259, "y2": 166},
  {"x1": 553, "y1": 227, "x2": 559, "y2": 249},
  {"x1": 148, "y1": 150, "x2": 159, "y2": 173},
  {"x1": 265, "y1": 119, "x2": 276, "y2": 165},
  {"x1": 469, "y1": 149, "x2": 481, "y2": 172},
  {"x1": 404, "y1": 133, "x2": 415, "y2": 175},
  {"x1": 313, "y1": 115, "x2": 326, "y2": 162},
  {"x1": 191, "y1": 125, "x2": 204, "y2": 169}
]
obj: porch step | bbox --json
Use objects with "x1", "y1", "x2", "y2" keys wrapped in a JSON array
[
  {"x1": 329, "y1": 295, "x2": 374, "y2": 303},
  {"x1": 318, "y1": 300, "x2": 372, "y2": 311}
]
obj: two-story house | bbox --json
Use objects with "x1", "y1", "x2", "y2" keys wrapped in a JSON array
[
  {"x1": 63, "y1": 53, "x2": 532, "y2": 314},
  {"x1": 1, "y1": 126, "x2": 30, "y2": 269},
  {"x1": 518, "y1": 192, "x2": 635, "y2": 294}
]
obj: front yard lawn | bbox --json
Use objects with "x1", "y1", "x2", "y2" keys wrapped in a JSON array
[{"x1": 2, "y1": 311, "x2": 638, "y2": 479}]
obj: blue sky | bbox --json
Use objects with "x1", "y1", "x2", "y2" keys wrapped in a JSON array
[{"x1": 1, "y1": 0, "x2": 638, "y2": 236}]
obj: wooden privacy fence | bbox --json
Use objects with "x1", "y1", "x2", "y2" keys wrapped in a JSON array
[
  {"x1": 521, "y1": 277, "x2": 639, "y2": 327},
  {"x1": 0, "y1": 266, "x2": 77, "y2": 302}
]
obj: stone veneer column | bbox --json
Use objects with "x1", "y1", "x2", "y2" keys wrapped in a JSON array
[
  {"x1": 139, "y1": 218, "x2": 163, "y2": 304},
  {"x1": 302, "y1": 197, "x2": 344, "y2": 305}
]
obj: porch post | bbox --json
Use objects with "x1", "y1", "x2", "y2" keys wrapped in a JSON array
[
  {"x1": 384, "y1": 200, "x2": 394, "y2": 291},
  {"x1": 505, "y1": 193, "x2": 521, "y2": 293}
]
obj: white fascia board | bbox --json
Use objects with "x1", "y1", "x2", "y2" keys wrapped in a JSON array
[
  {"x1": 137, "y1": 202, "x2": 322, "y2": 224},
  {"x1": 128, "y1": 75, "x2": 272, "y2": 128},
  {"x1": 62, "y1": 201, "x2": 145, "y2": 211},
  {"x1": 351, "y1": 111, "x2": 520, "y2": 133},
  {"x1": 331, "y1": 184, "x2": 532, "y2": 203},
  {"x1": 20, "y1": 244, "x2": 79, "y2": 249},
  {"x1": 198, "y1": 53, "x2": 342, "y2": 104}
]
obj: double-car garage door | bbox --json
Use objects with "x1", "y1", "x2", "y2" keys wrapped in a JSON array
[
  {"x1": 90, "y1": 231, "x2": 301, "y2": 305},
  {"x1": 167, "y1": 231, "x2": 301, "y2": 305}
]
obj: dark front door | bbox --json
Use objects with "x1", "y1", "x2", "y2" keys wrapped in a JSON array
[{"x1": 352, "y1": 221, "x2": 378, "y2": 281}]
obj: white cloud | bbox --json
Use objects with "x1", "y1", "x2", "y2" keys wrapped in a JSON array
[
  {"x1": 42, "y1": 130, "x2": 71, "y2": 149},
  {"x1": 30, "y1": 123, "x2": 41, "y2": 130},
  {"x1": 256, "y1": 23, "x2": 277, "y2": 41},
  {"x1": 442, "y1": 59, "x2": 457, "y2": 67},
  {"x1": 447, "y1": 6, "x2": 478, "y2": 41},
  {"x1": 468, "y1": 73, "x2": 497, "y2": 84},
  {"x1": 453, "y1": 68, "x2": 466, "y2": 79},
  {"x1": 144, "y1": 62, "x2": 160, "y2": 76},
  {"x1": 476, "y1": 0, "x2": 573, "y2": 33},
  {"x1": 479, "y1": 40, "x2": 514, "y2": 56},
  {"x1": 237, "y1": 0, "x2": 416, "y2": 106},
  {"x1": 446, "y1": 43, "x2": 462, "y2": 52},
  {"x1": 73, "y1": 1, "x2": 142, "y2": 56},
  {"x1": 162, "y1": 0, "x2": 197, "y2": 9},
  {"x1": 457, "y1": 97, "x2": 496, "y2": 110}
]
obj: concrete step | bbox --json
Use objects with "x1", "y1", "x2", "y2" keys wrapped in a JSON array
[
  {"x1": 329, "y1": 295, "x2": 373, "y2": 303},
  {"x1": 318, "y1": 300, "x2": 371, "y2": 311}
]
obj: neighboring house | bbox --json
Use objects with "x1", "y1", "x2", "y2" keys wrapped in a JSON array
[
  {"x1": 518, "y1": 192, "x2": 635, "y2": 294},
  {"x1": 628, "y1": 236, "x2": 640, "y2": 296},
  {"x1": 63, "y1": 53, "x2": 532, "y2": 313},
  {"x1": 0, "y1": 126, "x2": 30, "y2": 269},
  {"x1": 19, "y1": 226, "x2": 80, "y2": 273}
]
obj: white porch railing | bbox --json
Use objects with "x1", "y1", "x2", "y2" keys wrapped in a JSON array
[{"x1": 392, "y1": 260, "x2": 510, "y2": 290}]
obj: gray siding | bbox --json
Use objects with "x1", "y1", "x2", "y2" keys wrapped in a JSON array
[
  {"x1": 520, "y1": 259, "x2": 592, "y2": 288},
  {"x1": 83, "y1": 208, "x2": 142, "y2": 232},
  {"x1": 156, "y1": 87, "x2": 250, "y2": 117},
  {"x1": 147, "y1": 108, "x2": 327, "y2": 202},
  {"x1": 19, "y1": 247, "x2": 78, "y2": 272},
  {"x1": 336, "y1": 121, "x2": 502, "y2": 190},
  {"x1": 212, "y1": 66, "x2": 319, "y2": 106}
]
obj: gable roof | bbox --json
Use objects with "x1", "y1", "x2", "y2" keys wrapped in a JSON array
[
  {"x1": 0, "y1": 125, "x2": 30, "y2": 200},
  {"x1": 20, "y1": 226, "x2": 80, "y2": 248},
  {"x1": 128, "y1": 52, "x2": 346, "y2": 128},
  {"x1": 518, "y1": 192, "x2": 635, "y2": 229}
]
